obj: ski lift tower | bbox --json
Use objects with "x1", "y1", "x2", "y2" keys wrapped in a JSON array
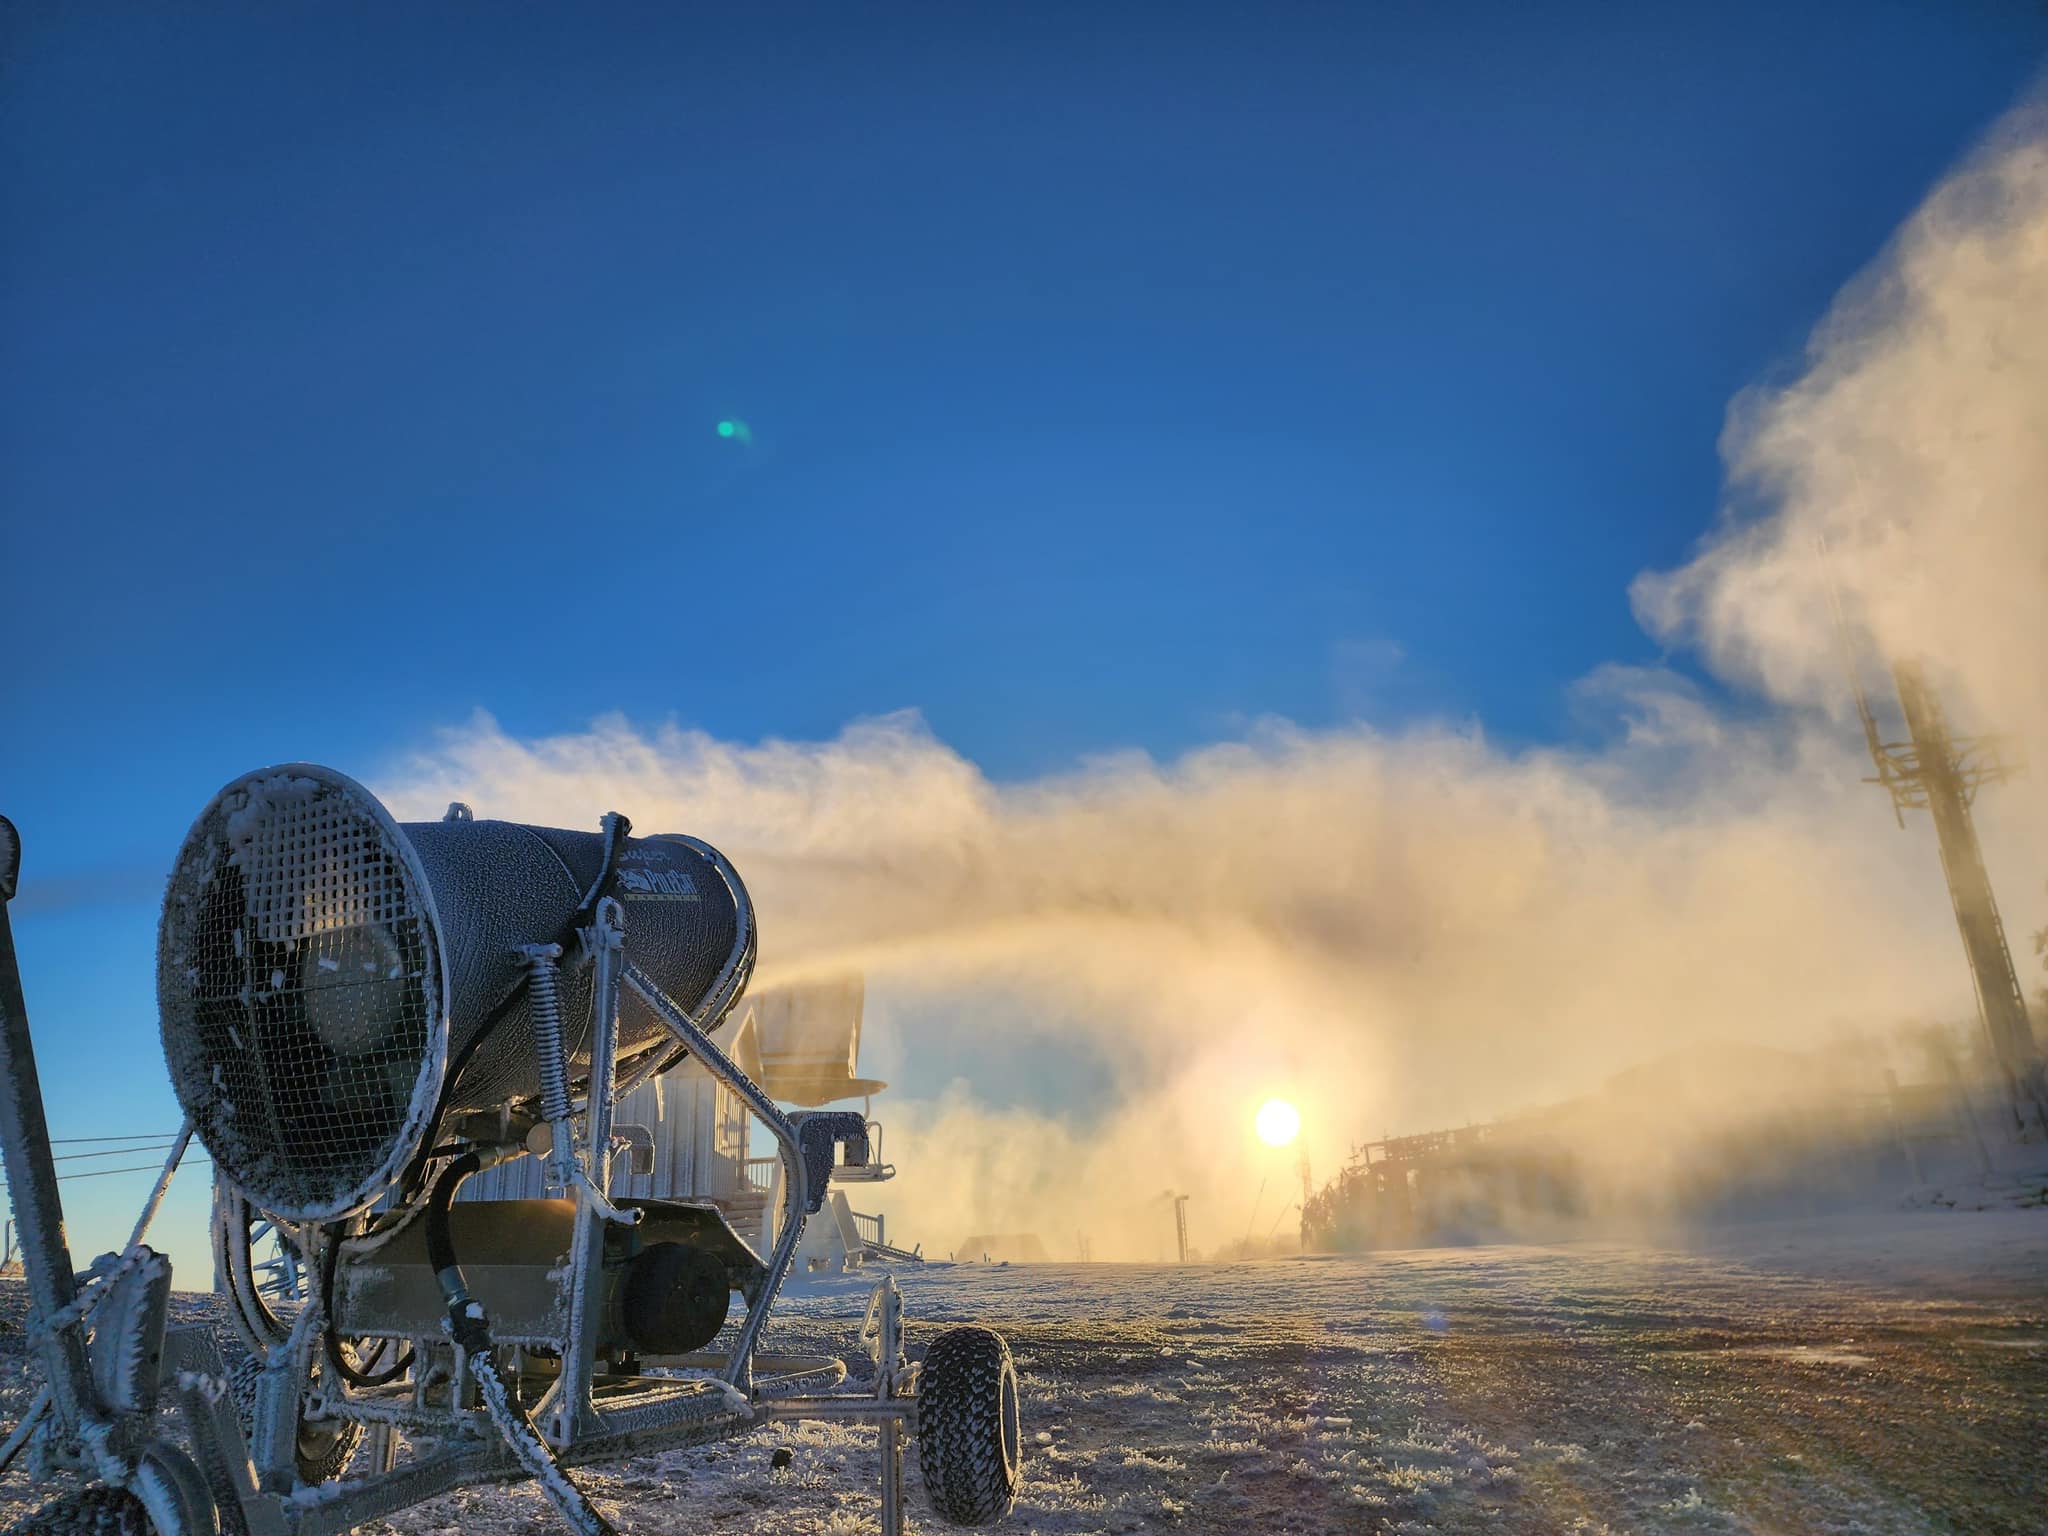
[
  {"x1": 1838, "y1": 630, "x2": 2048, "y2": 1139},
  {"x1": 1164, "y1": 1191, "x2": 1190, "y2": 1264}
]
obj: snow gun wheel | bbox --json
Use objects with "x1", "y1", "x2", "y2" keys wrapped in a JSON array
[
  {"x1": 916, "y1": 1326, "x2": 1023, "y2": 1526},
  {"x1": 214, "y1": 1194, "x2": 364, "y2": 1485},
  {"x1": 291, "y1": 1413, "x2": 364, "y2": 1485},
  {"x1": 1, "y1": 1490, "x2": 152, "y2": 1536},
  {"x1": 223, "y1": 1343, "x2": 364, "y2": 1485},
  {"x1": 4, "y1": 1451, "x2": 213, "y2": 1536}
]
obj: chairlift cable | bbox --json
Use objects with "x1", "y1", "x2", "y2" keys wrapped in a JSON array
[
  {"x1": 48, "y1": 1133, "x2": 184, "y2": 1144},
  {"x1": 51, "y1": 1144, "x2": 178, "y2": 1163},
  {"x1": 50, "y1": 1159, "x2": 211, "y2": 1182}
]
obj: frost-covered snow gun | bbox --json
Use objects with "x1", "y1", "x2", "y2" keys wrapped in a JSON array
[{"x1": 0, "y1": 768, "x2": 1023, "y2": 1536}]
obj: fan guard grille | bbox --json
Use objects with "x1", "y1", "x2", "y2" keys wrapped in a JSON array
[{"x1": 159, "y1": 768, "x2": 445, "y2": 1221}]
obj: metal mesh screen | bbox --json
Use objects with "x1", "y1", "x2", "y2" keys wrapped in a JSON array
[{"x1": 160, "y1": 769, "x2": 444, "y2": 1221}]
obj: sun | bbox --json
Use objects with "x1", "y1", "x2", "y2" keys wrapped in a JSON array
[{"x1": 1254, "y1": 1098, "x2": 1301, "y2": 1148}]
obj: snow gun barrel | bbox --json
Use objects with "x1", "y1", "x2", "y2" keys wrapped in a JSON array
[{"x1": 157, "y1": 764, "x2": 757, "y2": 1222}]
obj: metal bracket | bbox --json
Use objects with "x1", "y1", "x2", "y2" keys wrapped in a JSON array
[
  {"x1": 873, "y1": 1275, "x2": 908, "y2": 1533},
  {"x1": 612, "y1": 1124, "x2": 656, "y2": 1177},
  {"x1": 764, "y1": 1277, "x2": 914, "y2": 1535},
  {"x1": 794, "y1": 1114, "x2": 871, "y2": 1213},
  {"x1": 580, "y1": 898, "x2": 627, "y2": 1194},
  {"x1": 539, "y1": 895, "x2": 634, "y2": 1449},
  {"x1": 89, "y1": 1248, "x2": 173, "y2": 1417}
]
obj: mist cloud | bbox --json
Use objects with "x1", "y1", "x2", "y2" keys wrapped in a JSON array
[
  {"x1": 1633, "y1": 105, "x2": 2048, "y2": 751},
  {"x1": 382, "y1": 110, "x2": 2048, "y2": 1258}
]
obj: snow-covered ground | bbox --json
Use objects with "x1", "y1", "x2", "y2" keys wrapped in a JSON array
[{"x1": 4, "y1": 1208, "x2": 2044, "y2": 1534}]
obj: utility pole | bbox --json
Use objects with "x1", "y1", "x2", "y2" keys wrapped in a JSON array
[
  {"x1": 1882, "y1": 662, "x2": 2046, "y2": 1136},
  {"x1": 1848, "y1": 650, "x2": 2046, "y2": 1138},
  {"x1": 1297, "y1": 1150, "x2": 1312, "y2": 1253},
  {"x1": 1822, "y1": 545, "x2": 2046, "y2": 1142}
]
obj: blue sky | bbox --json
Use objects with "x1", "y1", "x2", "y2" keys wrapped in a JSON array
[{"x1": 2, "y1": 3, "x2": 2044, "y2": 1263}]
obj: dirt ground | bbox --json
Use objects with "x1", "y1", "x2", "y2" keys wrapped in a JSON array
[{"x1": 3, "y1": 1209, "x2": 2044, "y2": 1535}]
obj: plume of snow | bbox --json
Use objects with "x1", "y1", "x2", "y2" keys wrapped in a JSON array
[{"x1": 381, "y1": 109, "x2": 2048, "y2": 1258}]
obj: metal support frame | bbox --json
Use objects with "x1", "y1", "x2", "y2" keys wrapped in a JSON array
[
  {"x1": 755, "y1": 1275, "x2": 917, "y2": 1536},
  {"x1": 622, "y1": 960, "x2": 808, "y2": 1390},
  {"x1": 0, "y1": 808, "x2": 944, "y2": 1536},
  {"x1": 0, "y1": 819, "x2": 221, "y2": 1533},
  {"x1": 534, "y1": 897, "x2": 635, "y2": 1447},
  {"x1": 583, "y1": 898, "x2": 626, "y2": 1192},
  {"x1": 164, "y1": 1327, "x2": 273, "y2": 1536},
  {"x1": 0, "y1": 816, "x2": 102, "y2": 1442},
  {"x1": 871, "y1": 1274, "x2": 912, "y2": 1529}
]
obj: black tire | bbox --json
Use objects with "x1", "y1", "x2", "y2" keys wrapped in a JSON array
[
  {"x1": 1, "y1": 1489, "x2": 151, "y2": 1536},
  {"x1": 293, "y1": 1414, "x2": 363, "y2": 1485},
  {"x1": 916, "y1": 1327, "x2": 1023, "y2": 1527},
  {"x1": 623, "y1": 1242, "x2": 732, "y2": 1356},
  {"x1": 211, "y1": 1187, "x2": 298, "y2": 1355},
  {"x1": 221, "y1": 1337, "x2": 363, "y2": 1485}
]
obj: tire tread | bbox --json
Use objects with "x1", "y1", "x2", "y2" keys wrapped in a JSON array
[
  {"x1": 2, "y1": 1489, "x2": 152, "y2": 1536},
  {"x1": 916, "y1": 1326, "x2": 1022, "y2": 1527}
]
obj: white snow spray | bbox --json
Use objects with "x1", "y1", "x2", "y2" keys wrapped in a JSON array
[{"x1": 383, "y1": 107, "x2": 2048, "y2": 1261}]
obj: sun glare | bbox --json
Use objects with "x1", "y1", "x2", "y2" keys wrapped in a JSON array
[{"x1": 1254, "y1": 1098, "x2": 1301, "y2": 1147}]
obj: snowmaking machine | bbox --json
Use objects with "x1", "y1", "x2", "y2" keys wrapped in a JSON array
[{"x1": 0, "y1": 768, "x2": 1023, "y2": 1536}]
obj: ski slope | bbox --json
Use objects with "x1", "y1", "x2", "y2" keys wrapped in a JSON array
[{"x1": 3, "y1": 1209, "x2": 2043, "y2": 1534}]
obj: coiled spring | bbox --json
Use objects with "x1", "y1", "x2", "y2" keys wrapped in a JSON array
[{"x1": 519, "y1": 943, "x2": 571, "y2": 1125}]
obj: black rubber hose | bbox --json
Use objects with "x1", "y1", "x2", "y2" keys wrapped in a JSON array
[
  {"x1": 401, "y1": 990, "x2": 522, "y2": 1195},
  {"x1": 568, "y1": 812, "x2": 631, "y2": 933},
  {"x1": 423, "y1": 1151, "x2": 481, "y2": 1295}
]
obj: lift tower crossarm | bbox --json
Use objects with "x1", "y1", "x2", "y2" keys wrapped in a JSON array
[{"x1": 1822, "y1": 545, "x2": 1906, "y2": 828}]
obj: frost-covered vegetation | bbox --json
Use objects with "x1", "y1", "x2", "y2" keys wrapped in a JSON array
[{"x1": 2, "y1": 1210, "x2": 2043, "y2": 1534}]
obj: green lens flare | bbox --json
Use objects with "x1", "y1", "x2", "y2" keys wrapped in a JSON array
[{"x1": 716, "y1": 420, "x2": 737, "y2": 438}]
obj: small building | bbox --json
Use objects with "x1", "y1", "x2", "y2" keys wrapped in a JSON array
[{"x1": 460, "y1": 975, "x2": 918, "y2": 1274}]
